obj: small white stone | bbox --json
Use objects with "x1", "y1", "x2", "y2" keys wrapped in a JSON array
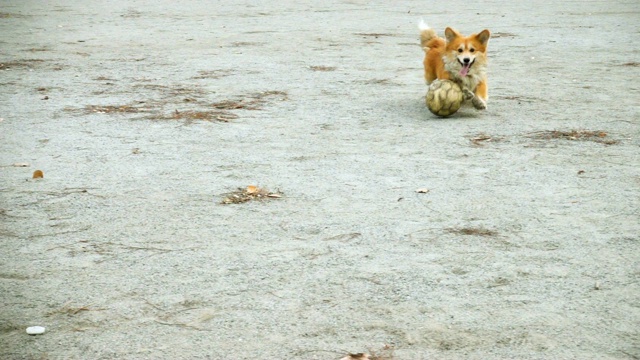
[{"x1": 26, "y1": 326, "x2": 46, "y2": 335}]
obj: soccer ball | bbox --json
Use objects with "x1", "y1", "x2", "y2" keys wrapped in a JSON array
[{"x1": 426, "y1": 80, "x2": 463, "y2": 117}]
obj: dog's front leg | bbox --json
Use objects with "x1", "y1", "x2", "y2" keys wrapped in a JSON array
[
  {"x1": 472, "y1": 81, "x2": 488, "y2": 110},
  {"x1": 462, "y1": 88, "x2": 486, "y2": 110},
  {"x1": 471, "y1": 95, "x2": 487, "y2": 110},
  {"x1": 463, "y1": 88, "x2": 475, "y2": 101}
]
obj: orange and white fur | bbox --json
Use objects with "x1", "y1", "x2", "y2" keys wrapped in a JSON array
[{"x1": 419, "y1": 21, "x2": 491, "y2": 110}]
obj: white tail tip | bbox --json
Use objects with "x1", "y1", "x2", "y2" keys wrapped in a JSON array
[{"x1": 418, "y1": 19, "x2": 430, "y2": 31}]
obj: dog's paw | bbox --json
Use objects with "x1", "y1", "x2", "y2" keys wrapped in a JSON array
[
  {"x1": 463, "y1": 89, "x2": 475, "y2": 101},
  {"x1": 472, "y1": 97, "x2": 487, "y2": 110}
]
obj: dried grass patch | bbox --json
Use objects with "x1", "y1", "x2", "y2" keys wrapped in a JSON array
[
  {"x1": 0, "y1": 12, "x2": 26, "y2": 18},
  {"x1": 65, "y1": 90, "x2": 287, "y2": 122},
  {"x1": 354, "y1": 33, "x2": 396, "y2": 38},
  {"x1": 309, "y1": 65, "x2": 337, "y2": 72},
  {"x1": 356, "y1": 78, "x2": 401, "y2": 86},
  {"x1": 159, "y1": 109, "x2": 239, "y2": 122},
  {"x1": 47, "y1": 301, "x2": 105, "y2": 317},
  {"x1": 526, "y1": 130, "x2": 618, "y2": 145},
  {"x1": 492, "y1": 32, "x2": 517, "y2": 38},
  {"x1": 24, "y1": 47, "x2": 50, "y2": 52},
  {"x1": 495, "y1": 95, "x2": 538, "y2": 103},
  {"x1": 0, "y1": 59, "x2": 45, "y2": 70},
  {"x1": 132, "y1": 83, "x2": 206, "y2": 98},
  {"x1": 75, "y1": 104, "x2": 150, "y2": 114},
  {"x1": 446, "y1": 227, "x2": 498, "y2": 237},
  {"x1": 211, "y1": 91, "x2": 288, "y2": 111},
  {"x1": 64, "y1": 102, "x2": 160, "y2": 118},
  {"x1": 221, "y1": 185, "x2": 282, "y2": 204},
  {"x1": 468, "y1": 133, "x2": 504, "y2": 147},
  {"x1": 67, "y1": 102, "x2": 240, "y2": 123},
  {"x1": 229, "y1": 41, "x2": 262, "y2": 47},
  {"x1": 340, "y1": 345, "x2": 395, "y2": 360},
  {"x1": 191, "y1": 69, "x2": 235, "y2": 79}
]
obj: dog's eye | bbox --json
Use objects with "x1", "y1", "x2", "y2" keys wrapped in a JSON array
[
  {"x1": 470, "y1": 48, "x2": 475, "y2": 53},
  {"x1": 458, "y1": 49, "x2": 463, "y2": 53}
]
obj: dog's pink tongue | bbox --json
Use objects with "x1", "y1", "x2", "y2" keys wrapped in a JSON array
[{"x1": 459, "y1": 63, "x2": 470, "y2": 77}]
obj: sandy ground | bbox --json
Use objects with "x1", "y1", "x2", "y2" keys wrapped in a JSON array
[{"x1": 1, "y1": 1, "x2": 639, "y2": 359}]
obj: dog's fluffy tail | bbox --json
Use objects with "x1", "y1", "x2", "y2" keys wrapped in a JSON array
[{"x1": 419, "y1": 20, "x2": 444, "y2": 51}]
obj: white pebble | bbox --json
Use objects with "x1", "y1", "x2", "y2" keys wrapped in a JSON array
[{"x1": 26, "y1": 326, "x2": 46, "y2": 335}]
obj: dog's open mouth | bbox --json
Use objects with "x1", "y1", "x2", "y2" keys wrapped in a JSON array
[{"x1": 458, "y1": 59, "x2": 475, "y2": 77}]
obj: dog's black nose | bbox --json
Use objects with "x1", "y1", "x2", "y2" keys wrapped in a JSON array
[{"x1": 463, "y1": 58, "x2": 471, "y2": 64}]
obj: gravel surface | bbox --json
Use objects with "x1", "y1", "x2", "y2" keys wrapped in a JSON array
[{"x1": 1, "y1": 1, "x2": 639, "y2": 359}]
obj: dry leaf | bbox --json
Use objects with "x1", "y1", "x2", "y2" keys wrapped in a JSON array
[
  {"x1": 416, "y1": 188, "x2": 430, "y2": 193},
  {"x1": 32, "y1": 170, "x2": 44, "y2": 179},
  {"x1": 221, "y1": 186, "x2": 282, "y2": 204},
  {"x1": 13, "y1": 162, "x2": 29, "y2": 167}
]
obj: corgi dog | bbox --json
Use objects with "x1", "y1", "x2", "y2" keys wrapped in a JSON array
[{"x1": 419, "y1": 21, "x2": 491, "y2": 110}]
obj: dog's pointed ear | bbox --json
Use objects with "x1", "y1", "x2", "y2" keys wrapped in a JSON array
[
  {"x1": 444, "y1": 27, "x2": 459, "y2": 43},
  {"x1": 476, "y1": 29, "x2": 491, "y2": 45}
]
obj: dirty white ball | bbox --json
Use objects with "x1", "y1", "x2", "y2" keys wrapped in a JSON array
[
  {"x1": 26, "y1": 326, "x2": 46, "y2": 335},
  {"x1": 426, "y1": 79, "x2": 463, "y2": 117}
]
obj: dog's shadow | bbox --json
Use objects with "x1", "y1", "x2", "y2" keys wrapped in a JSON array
[{"x1": 382, "y1": 93, "x2": 484, "y2": 122}]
